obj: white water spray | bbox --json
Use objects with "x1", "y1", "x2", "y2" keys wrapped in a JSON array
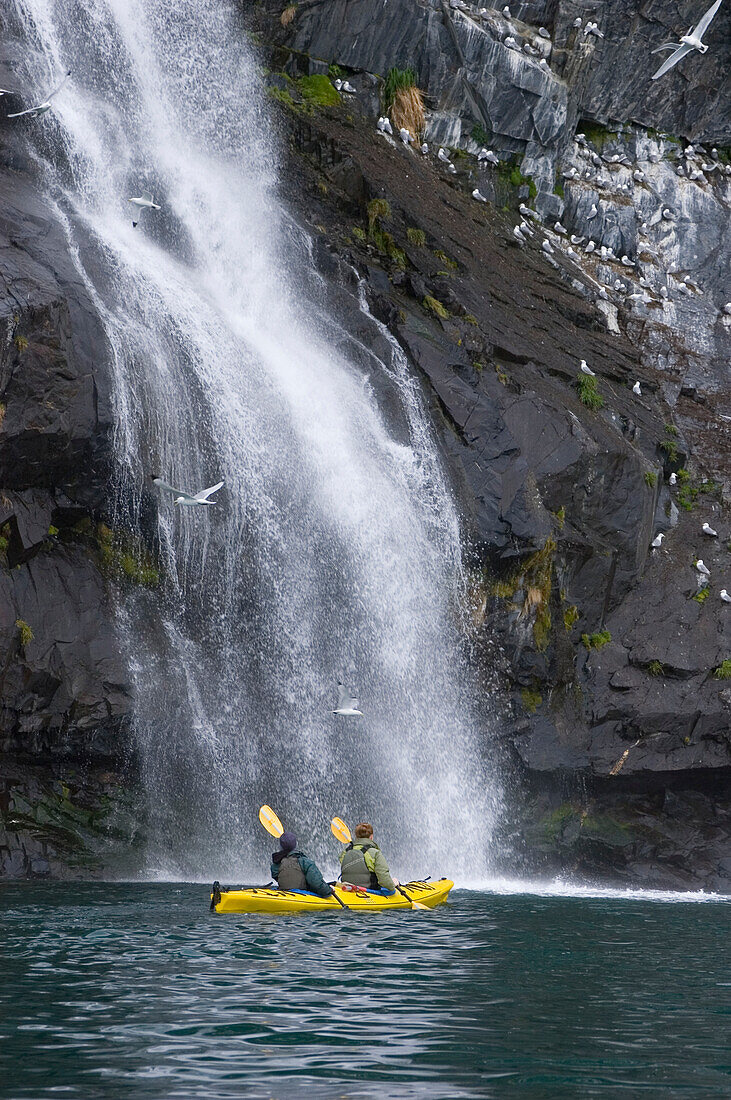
[{"x1": 8, "y1": 0, "x2": 500, "y2": 880}]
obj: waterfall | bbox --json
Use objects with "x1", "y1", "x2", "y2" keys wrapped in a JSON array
[{"x1": 7, "y1": 0, "x2": 501, "y2": 881}]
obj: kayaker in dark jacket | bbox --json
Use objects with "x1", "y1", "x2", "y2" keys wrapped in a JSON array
[
  {"x1": 271, "y1": 832, "x2": 333, "y2": 898},
  {"x1": 339, "y1": 822, "x2": 395, "y2": 893}
]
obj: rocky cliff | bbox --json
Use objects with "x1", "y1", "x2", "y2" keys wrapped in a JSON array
[
  {"x1": 250, "y1": 0, "x2": 730, "y2": 889},
  {"x1": 1, "y1": 0, "x2": 729, "y2": 888}
]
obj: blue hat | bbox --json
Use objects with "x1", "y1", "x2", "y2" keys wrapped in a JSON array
[{"x1": 279, "y1": 831, "x2": 297, "y2": 853}]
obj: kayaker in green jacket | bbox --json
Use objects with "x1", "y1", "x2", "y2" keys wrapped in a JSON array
[
  {"x1": 339, "y1": 822, "x2": 396, "y2": 893},
  {"x1": 271, "y1": 832, "x2": 333, "y2": 898}
]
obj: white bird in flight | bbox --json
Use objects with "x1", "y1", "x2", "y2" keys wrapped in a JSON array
[
  {"x1": 333, "y1": 680, "x2": 363, "y2": 717},
  {"x1": 702, "y1": 522, "x2": 718, "y2": 536},
  {"x1": 152, "y1": 476, "x2": 224, "y2": 506},
  {"x1": 129, "y1": 191, "x2": 160, "y2": 227},
  {"x1": 7, "y1": 69, "x2": 71, "y2": 119},
  {"x1": 651, "y1": 0, "x2": 723, "y2": 80}
]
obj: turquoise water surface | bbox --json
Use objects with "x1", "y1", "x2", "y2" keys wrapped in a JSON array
[{"x1": 1, "y1": 883, "x2": 728, "y2": 1098}]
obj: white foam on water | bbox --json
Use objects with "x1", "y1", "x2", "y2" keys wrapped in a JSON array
[{"x1": 458, "y1": 875, "x2": 731, "y2": 904}]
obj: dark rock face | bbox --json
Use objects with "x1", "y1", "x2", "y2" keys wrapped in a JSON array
[
  {"x1": 0, "y1": 162, "x2": 133, "y2": 872},
  {"x1": 253, "y1": 0, "x2": 730, "y2": 888}
]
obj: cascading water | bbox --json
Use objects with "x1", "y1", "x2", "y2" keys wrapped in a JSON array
[{"x1": 7, "y1": 0, "x2": 501, "y2": 880}]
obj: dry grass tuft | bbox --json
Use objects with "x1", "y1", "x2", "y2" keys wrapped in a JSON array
[
  {"x1": 390, "y1": 85, "x2": 425, "y2": 139},
  {"x1": 523, "y1": 586, "x2": 544, "y2": 613},
  {"x1": 280, "y1": 4, "x2": 296, "y2": 27}
]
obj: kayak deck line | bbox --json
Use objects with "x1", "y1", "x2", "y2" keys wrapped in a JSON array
[{"x1": 211, "y1": 878, "x2": 455, "y2": 914}]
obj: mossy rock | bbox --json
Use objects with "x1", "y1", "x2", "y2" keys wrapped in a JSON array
[{"x1": 296, "y1": 74, "x2": 340, "y2": 108}]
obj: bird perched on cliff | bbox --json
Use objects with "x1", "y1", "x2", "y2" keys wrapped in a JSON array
[
  {"x1": 580, "y1": 360, "x2": 595, "y2": 376},
  {"x1": 128, "y1": 191, "x2": 161, "y2": 227},
  {"x1": 661, "y1": 207, "x2": 675, "y2": 221},
  {"x1": 376, "y1": 116, "x2": 393, "y2": 135},
  {"x1": 669, "y1": 472, "x2": 678, "y2": 486},
  {"x1": 438, "y1": 147, "x2": 453, "y2": 165},
  {"x1": 696, "y1": 559, "x2": 711, "y2": 577},
  {"x1": 652, "y1": 0, "x2": 723, "y2": 80},
  {"x1": 584, "y1": 21, "x2": 604, "y2": 38},
  {"x1": 541, "y1": 240, "x2": 554, "y2": 255},
  {"x1": 512, "y1": 225, "x2": 526, "y2": 244},
  {"x1": 632, "y1": 381, "x2": 642, "y2": 395},
  {"x1": 519, "y1": 220, "x2": 534, "y2": 236},
  {"x1": 651, "y1": 533, "x2": 665, "y2": 548},
  {"x1": 504, "y1": 36, "x2": 519, "y2": 49},
  {"x1": 702, "y1": 522, "x2": 718, "y2": 537},
  {"x1": 585, "y1": 241, "x2": 596, "y2": 253},
  {"x1": 538, "y1": 58, "x2": 551, "y2": 71},
  {"x1": 524, "y1": 43, "x2": 538, "y2": 55},
  {"x1": 553, "y1": 221, "x2": 567, "y2": 235},
  {"x1": 570, "y1": 234, "x2": 584, "y2": 244},
  {"x1": 587, "y1": 204, "x2": 598, "y2": 219},
  {"x1": 7, "y1": 69, "x2": 71, "y2": 119},
  {"x1": 720, "y1": 590, "x2": 731, "y2": 603},
  {"x1": 420, "y1": 142, "x2": 429, "y2": 154},
  {"x1": 478, "y1": 147, "x2": 499, "y2": 165},
  {"x1": 502, "y1": 5, "x2": 511, "y2": 15},
  {"x1": 341, "y1": 81, "x2": 356, "y2": 94},
  {"x1": 538, "y1": 27, "x2": 551, "y2": 39},
  {"x1": 472, "y1": 188, "x2": 488, "y2": 203},
  {"x1": 519, "y1": 203, "x2": 540, "y2": 220},
  {"x1": 399, "y1": 127, "x2": 413, "y2": 145},
  {"x1": 632, "y1": 169, "x2": 646, "y2": 182},
  {"x1": 151, "y1": 475, "x2": 224, "y2": 506},
  {"x1": 573, "y1": 17, "x2": 583, "y2": 27},
  {"x1": 333, "y1": 680, "x2": 363, "y2": 717},
  {"x1": 567, "y1": 247, "x2": 579, "y2": 260},
  {"x1": 563, "y1": 167, "x2": 579, "y2": 180},
  {"x1": 621, "y1": 255, "x2": 634, "y2": 267}
]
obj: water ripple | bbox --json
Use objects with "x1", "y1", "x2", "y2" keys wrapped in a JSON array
[{"x1": 1, "y1": 884, "x2": 729, "y2": 1098}]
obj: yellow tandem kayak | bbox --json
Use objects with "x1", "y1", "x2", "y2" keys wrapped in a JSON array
[{"x1": 211, "y1": 878, "x2": 454, "y2": 914}]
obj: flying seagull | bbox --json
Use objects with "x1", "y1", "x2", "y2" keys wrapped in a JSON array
[
  {"x1": 151, "y1": 475, "x2": 224, "y2": 506},
  {"x1": 652, "y1": 0, "x2": 723, "y2": 80},
  {"x1": 129, "y1": 191, "x2": 160, "y2": 227},
  {"x1": 7, "y1": 69, "x2": 71, "y2": 119},
  {"x1": 333, "y1": 680, "x2": 363, "y2": 717}
]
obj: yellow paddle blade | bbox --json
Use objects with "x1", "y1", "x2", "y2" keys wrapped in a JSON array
[
  {"x1": 330, "y1": 816, "x2": 351, "y2": 844},
  {"x1": 259, "y1": 804, "x2": 283, "y2": 838}
]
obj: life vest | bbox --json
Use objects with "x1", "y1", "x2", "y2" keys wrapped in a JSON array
[
  {"x1": 276, "y1": 852, "x2": 307, "y2": 890},
  {"x1": 340, "y1": 840, "x2": 379, "y2": 890}
]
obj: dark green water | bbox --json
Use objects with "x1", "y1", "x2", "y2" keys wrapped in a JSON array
[{"x1": 1, "y1": 884, "x2": 728, "y2": 1099}]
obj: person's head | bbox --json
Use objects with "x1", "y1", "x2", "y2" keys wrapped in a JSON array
[
  {"x1": 279, "y1": 831, "x2": 297, "y2": 853},
  {"x1": 355, "y1": 823, "x2": 373, "y2": 839}
]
